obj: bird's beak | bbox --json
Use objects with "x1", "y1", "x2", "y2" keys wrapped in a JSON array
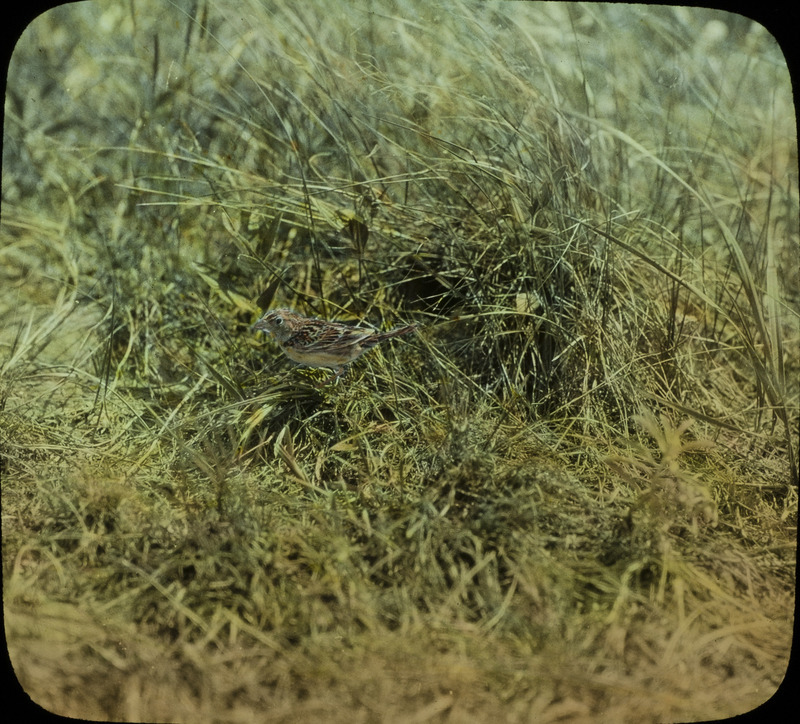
[{"x1": 251, "y1": 317, "x2": 267, "y2": 332}]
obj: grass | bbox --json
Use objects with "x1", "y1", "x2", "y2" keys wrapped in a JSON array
[{"x1": 2, "y1": 1, "x2": 797, "y2": 721}]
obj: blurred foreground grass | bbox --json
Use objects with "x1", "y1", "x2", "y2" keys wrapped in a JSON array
[{"x1": 1, "y1": 1, "x2": 797, "y2": 721}]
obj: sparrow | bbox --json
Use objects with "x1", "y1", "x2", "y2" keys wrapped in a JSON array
[{"x1": 253, "y1": 308, "x2": 417, "y2": 383}]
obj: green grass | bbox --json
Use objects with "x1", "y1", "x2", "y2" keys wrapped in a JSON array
[{"x1": 2, "y1": 1, "x2": 797, "y2": 721}]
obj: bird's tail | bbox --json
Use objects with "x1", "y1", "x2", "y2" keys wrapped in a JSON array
[{"x1": 377, "y1": 323, "x2": 418, "y2": 340}]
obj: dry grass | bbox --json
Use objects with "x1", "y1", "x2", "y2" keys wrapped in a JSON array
[{"x1": 2, "y1": 1, "x2": 797, "y2": 722}]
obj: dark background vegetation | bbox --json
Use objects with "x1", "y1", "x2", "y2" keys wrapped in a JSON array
[{"x1": 2, "y1": 1, "x2": 797, "y2": 721}]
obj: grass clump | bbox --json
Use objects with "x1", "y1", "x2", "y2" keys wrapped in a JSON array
[{"x1": 2, "y1": 1, "x2": 796, "y2": 722}]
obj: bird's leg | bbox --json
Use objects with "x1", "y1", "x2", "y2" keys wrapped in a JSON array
[{"x1": 317, "y1": 364, "x2": 350, "y2": 388}]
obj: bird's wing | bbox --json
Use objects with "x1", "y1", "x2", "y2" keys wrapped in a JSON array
[{"x1": 292, "y1": 326, "x2": 375, "y2": 351}]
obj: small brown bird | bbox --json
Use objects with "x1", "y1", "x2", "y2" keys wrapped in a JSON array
[{"x1": 253, "y1": 308, "x2": 417, "y2": 383}]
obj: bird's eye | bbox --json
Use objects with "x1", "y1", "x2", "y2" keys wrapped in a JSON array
[{"x1": 274, "y1": 317, "x2": 283, "y2": 325}]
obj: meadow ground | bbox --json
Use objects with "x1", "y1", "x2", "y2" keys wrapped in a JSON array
[{"x1": 1, "y1": 1, "x2": 797, "y2": 722}]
